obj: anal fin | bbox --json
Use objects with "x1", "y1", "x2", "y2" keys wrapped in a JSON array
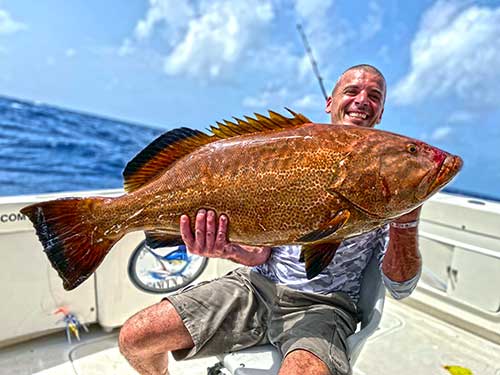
[{"x1": 300, "y1": 241, "x2": 342, "y2": 280}]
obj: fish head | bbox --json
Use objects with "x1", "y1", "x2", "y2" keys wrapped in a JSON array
[{"x1": 335, "y1": 129, "x2": 463, "y2": 219}]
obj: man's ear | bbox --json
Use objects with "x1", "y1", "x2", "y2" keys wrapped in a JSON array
[
  {"x1": 376, "y1": 107, "x2": 385, "y2": 124},
  {"x1": 325, "y1": 96, "x2": 332, "y2": 113}
]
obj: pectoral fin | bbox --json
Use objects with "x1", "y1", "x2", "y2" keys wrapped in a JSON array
[
  {"x1": 145, "y1": 231, "x2": 184, "y2": 249},
  {"x1": 300, "y1": 241, "x2": 342, "y2": 279},
  {"x1": 297, "y1": 210, "x2": 350, "y2": 243}
]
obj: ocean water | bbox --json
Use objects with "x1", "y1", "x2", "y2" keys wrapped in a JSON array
[{"x1": 0, "y1": 96, "x2": 162, "y2": 197}]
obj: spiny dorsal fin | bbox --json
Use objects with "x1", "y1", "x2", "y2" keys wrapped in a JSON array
[
  {"x1": 123, "y1": 127, "x2": 213, "y2": 192},
  {"x1": 209, "y1": 108, "x2": 311, "y2": 139},
  {"x1": 123, "y1": 109, "x2": 311, "y2": 192}
]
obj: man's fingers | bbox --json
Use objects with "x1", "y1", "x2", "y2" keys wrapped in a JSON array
[
  {"x1": 179, "y1": 214, "x2": 195, "y2": 250},
  {"x1": 194, "y1": 209, "x2": 207, "y2": 251},
  {"x1": 214, "y1": 214, "x2": 228, "y2": 251},
  {"x1": 180, "y1": 210, "x2": 229, "y2": 258},
  {"x1": 205, "y1": 210, "x2": 216, "y2": 253}
]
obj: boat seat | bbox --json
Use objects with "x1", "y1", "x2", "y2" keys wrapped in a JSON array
[{"x1": 216, "y1": 254, "x2": 386, "y2": 374}]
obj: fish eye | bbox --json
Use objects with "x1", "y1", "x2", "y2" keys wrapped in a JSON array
[{"x1": 406, "y1": 144, "x2": 418, "y2": 154}]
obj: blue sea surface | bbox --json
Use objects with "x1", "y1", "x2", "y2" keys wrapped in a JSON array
[{"x1": 0, "y1": 96, "x2": 163, "y2": 197}]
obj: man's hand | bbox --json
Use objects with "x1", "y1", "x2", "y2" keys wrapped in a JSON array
[
  {"x1": 180, "y1": 209, "x2": 230, "y2": 259},
  {"x1": 179, "y1": 209, "x2": 272, "y2": 266}
]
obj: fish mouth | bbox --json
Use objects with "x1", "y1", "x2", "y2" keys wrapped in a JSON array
[{"x1": 418, "y1": 155, "x2": 463, "y2": 199}]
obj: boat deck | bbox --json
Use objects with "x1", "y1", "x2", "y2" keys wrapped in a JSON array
[{"x1": 1, "y1": 297, "x2": 499, "y2": 375}]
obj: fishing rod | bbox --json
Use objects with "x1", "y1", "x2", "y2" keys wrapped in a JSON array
[{"x1": 296, "y1": 23, "x2": 328, "y2": 100}]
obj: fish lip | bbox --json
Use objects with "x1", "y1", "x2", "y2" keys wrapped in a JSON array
[{"x1": 418, "y1": 155, "x2": 463, "y2": 199}]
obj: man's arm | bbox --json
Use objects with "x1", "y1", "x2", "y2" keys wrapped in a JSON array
[
  {"x1": 180, "y1": 209, "x2": 272, "y2": 266},
  {"x1": 382, "y1": 206, "x2": 422, "y2": 283}
]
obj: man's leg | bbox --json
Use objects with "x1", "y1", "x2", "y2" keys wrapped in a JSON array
[
  {"x1": 264, "y1": 280, "x2": 358, "y2": 375},
  {"x1": 279, "y1": 349, "x2": 331, "y2": 375},
  {"x1": 119, "y1": 299, "x2": 194, "y2": 375}
]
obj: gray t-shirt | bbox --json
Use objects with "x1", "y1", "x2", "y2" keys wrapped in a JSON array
[{"x1": 253, "y1": 225, "x2": 420, "y2": 303}]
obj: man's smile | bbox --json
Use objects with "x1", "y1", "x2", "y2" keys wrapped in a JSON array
[{"x1": 347, "y1": 111, "x2": 369, "y2": 120}]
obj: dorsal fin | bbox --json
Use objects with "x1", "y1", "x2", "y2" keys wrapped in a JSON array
[
  {"x1": 209, "y1": 108, "x2": 311, "y2": 139},
  {"x1": 123, "y1": 109, "x2": 311, "y2": 192},
  {"x1": 123, "y1": 127, "x2": 213, "y2": 192}
]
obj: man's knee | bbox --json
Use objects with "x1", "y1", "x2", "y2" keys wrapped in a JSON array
[
  {"x1": 279, "y1": 349, "x2": 331, "y2": 375},
  {"x1": 119, "y1": 312, "x2": 149, "y2": 357},
  {"x1": 118, "y1": 299, "x2": 191, "y2": 357}
]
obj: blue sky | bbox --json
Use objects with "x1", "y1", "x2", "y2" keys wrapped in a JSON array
[{"x1": 0, "y1": 0, "x2": 499, "y2": 198}]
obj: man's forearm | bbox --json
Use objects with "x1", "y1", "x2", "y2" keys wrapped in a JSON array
[
  {"x1": 224, "y1": 244, "x2": 272, "y2": 266},
  {"x1": 382, "y1": 207, "x2": 422, "y2": 282},
  {"x1": 382, "y1": 226, "x2": 421, "y2": 282}
]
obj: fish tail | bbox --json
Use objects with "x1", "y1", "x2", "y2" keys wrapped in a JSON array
[{"x1": 20, "y1": 197, "x2": 122, "y2": 291}]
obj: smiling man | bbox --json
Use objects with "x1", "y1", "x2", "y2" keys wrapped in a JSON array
[
  {"x1": 119, "y1": 64, "x2": 422, "y2": 375},
  {"x1": 326, "y1": 64, "x2": 385, "y2": 128}
]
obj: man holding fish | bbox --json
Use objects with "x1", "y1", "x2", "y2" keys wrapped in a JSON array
[{"x1": 117, "y1": 65, "x2": 425, "y2": 375}]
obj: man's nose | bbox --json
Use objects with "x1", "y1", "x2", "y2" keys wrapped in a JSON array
[{"x1": 354, "y1": 91, "x2": 369, "y2": 108}]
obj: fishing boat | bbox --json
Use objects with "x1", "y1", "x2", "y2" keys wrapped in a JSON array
[{"x1": 0, "y1": 188, "x2": 499, "y2": 374}]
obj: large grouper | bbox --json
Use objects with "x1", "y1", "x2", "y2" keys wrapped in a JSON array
[{"x1": 21, "y1": 110, "x2": 463, "y2": 290}]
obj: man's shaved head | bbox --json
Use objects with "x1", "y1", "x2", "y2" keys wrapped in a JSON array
[
  {"x1": 332, "y1": 64, "x2": 386, "y2": 103},
  {"x1": 326, "y1": 64, "x2": 386, "y2": 128}
]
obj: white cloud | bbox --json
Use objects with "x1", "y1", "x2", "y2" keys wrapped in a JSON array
[
  {"x1": 134, "y1": 0, "x2": 194, "y2": 41},
  {"x1": 126, "y1": 0, "x2": 354, "y2": 107},
  {"x1": 431, "y1": 126, "x2": 452, "y2": 141},
  {"x1": 242, "y1": 95, "x2": 269, "y2": 108},
  {"x1": 294, "y1": 0, "x2": 341, "y2": 61},
  {"x1": 295, "y1": 0, "x2": 333, "y2": 20},
  {"x1": 292, "y1": 94, "x2": 324, "y2": 110},
  {"x1": 65, "y1": 48, "x2": 76, "y2": 58},
  {"x1": 242, "y1": 87, "x2": 290, "y2": 109},
  {"x1": 243, "y1": 88, "x2": 325, "y2": 113},
  {"x1": 118, "y1": 38, "x2": 135, "y2": 56},
  {"x1": 448, "y1": 110, "x2": 477, "y2": 124},
  {"x1": 118, "y1": 0, "x2": 194, "y2": 61},
  {"x1": 361, "y1": 1, "x2": 383, "y2": 40},
  {"x1": 127, "y1": 0, "x2": 359, "y2": 86},
  {"x1": 297, "y1": 54, "x2": 313, "y2": 80},
  {"x1": 393, "y1": 1, "x2": 500, "y2": 108},
  {"x1": 0, "y1": 9, "x2": 26, "y2": 34},
  {"x1": 163, "y1": 0, "x2": 273, "y2": 78},
  {"x1": 293, "y1": 0, "x2": 361, "y2": 90},
  {"x1": 377, "y1": 45, "x2": 390, "y2": 63},
  {"x1": 128, "y1": 0, "x2": 276, "y2": 79}
]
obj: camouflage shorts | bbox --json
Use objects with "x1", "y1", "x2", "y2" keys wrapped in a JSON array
[{"x1": 166, "y1": 267, "x2": 358, "y2": 375}]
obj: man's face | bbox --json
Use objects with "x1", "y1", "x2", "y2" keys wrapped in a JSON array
[{"x1": 325, "y1": 69, "x2": 385, "y2": 128}]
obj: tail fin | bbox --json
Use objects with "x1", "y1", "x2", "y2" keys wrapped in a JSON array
[{"x1": 20, "y1": 197, "x2": 121, "y2": 290}]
